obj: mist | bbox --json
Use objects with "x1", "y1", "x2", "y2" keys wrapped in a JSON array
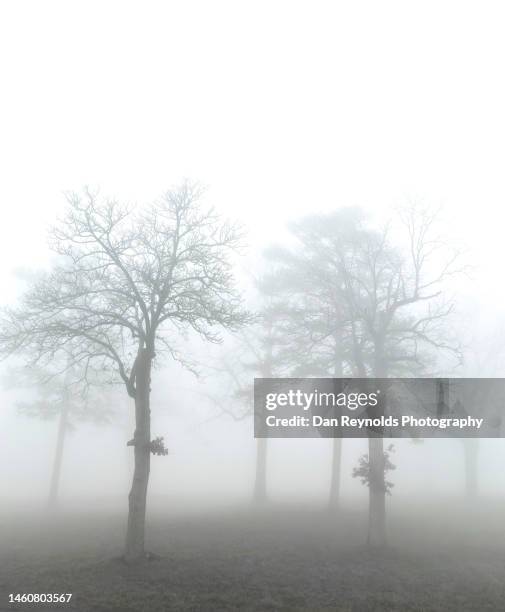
[{"x1": 2, "y1": 2, "x2": 505, "y2": 611}]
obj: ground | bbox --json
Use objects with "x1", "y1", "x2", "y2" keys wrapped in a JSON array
[{"x1": 1, "y1": 502, "x2": 504, "y2": 611}]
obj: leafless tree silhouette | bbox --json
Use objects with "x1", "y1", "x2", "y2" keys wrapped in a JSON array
[{"x1": 0, "y1": 181, "x2": 250, "y2": 561}]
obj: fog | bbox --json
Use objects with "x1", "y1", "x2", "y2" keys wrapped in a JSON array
[{"x1": 1, "y1": 2, "x2": 505, "y2": 611}]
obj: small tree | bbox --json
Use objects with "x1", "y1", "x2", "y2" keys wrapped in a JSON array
[
  {"x1": 206, "y1": 279, "x2": 294, "y2": 504},
  {"x1": 0, "y1": 182, "x2": 249, "y2": 562},
  {"x1": 5, "y1": 358, "x2": 118, "y2": 508}
]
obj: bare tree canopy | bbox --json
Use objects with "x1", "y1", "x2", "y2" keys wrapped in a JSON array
[
  {"x1": 265, "y1": 205, "x2": 463, "y2": 378},
  {"x1": 0, "y1": 181, "x2": 249, "y2": 390}
]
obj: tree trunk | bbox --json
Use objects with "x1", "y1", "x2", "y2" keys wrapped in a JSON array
[
  {"x1": 125, "y1": 348, "x2": 152, "y2": 562},
  {"x1": 367, "y1": 353, "x2": 387, "y2": 546},
  {"x1": 367, "y1": 436, "x2": 387, "y2": 546},
  {"x1": 253, "y1": 436, "x2": 268, "y2": 503},
  {"x1": 254, "y1": 350, "x2": 273, "y2": 505},
  {"x1": 328, "y1": 437, "x2": 342, "y2": 511},
  {"x1": 47, "y1": 401, "x2": 69, "y2": 509},
  {"x1": 328, "y1": 351, "x2": 343, "y2": 511},
  {"x1": 462, "y1": 438, "x2": 478, "y2": 500}
]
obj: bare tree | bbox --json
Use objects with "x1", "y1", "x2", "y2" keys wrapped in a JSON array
[
  {"x1": 455, "y1": 325, "x2": 505, "y2": 501},
  {"x1": 205, "y1": 280, "x2": 294, "y2": 504},
  {"x1": 0, "y1": 182, "x2": 249, "y2": 562},
  {"x1": 268, "y1": 205, "x2": 461, "y2": 545},
  {"x1": 5, "y1": 358, "x2": 118, "y2": 509},
  {"x1": 333, "y1": 205, "x2": 462, "y2": 546},
  {"x1": 204, "y1": 332, "x2": 272, "y2": 504}
]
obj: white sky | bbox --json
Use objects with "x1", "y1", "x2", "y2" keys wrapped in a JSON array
[{"x1": 1, "y1": 1, "x2": 505, "y2": 280}]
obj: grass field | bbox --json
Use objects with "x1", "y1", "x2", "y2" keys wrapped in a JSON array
[{"x1": 1, "y1": 502, "x2": 504, "y2": 611}]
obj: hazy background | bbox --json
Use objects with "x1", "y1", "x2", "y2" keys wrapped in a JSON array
[{"x1": 2, "y1": 0, "x2": 505, "y2": 516}]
